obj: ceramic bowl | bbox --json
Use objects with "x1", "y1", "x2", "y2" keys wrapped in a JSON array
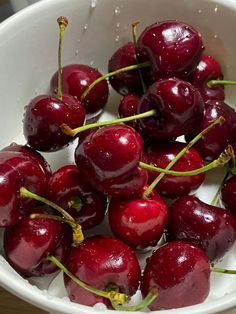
[{"x1": 1, "y1": 0, "x2": 236, "y2": 313}]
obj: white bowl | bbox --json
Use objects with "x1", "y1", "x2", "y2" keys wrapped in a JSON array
[
  {"x1": 1, "y1": 0, "x2": 236, "y2": 313},
  {"x1": 11, "y1": 0, "x2": 40, "y2": 12}
]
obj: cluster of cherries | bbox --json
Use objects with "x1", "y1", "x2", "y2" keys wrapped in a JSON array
[{"x1": 1, "y1": 16, "x2": 236, "y2": 311}]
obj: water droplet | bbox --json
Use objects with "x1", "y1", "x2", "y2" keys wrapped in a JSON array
[
  {"x1": 90, "y1": 60, "x2": 94, "y2": 66},
  {"x1": 83, "y1": 24, "x2": 88, "y2": 31},
  {"x1": 77, "y1": 38, "x2": 81, "y2": 43},
  {"x1": 90, "y1": 0, "x2": 97, "y2": 8},
  {"x1": 198, "y1": 9, "x2": 202, "y2": 14},
  {"x1": 75, "y1": 49, "x2": 79, "y2": 55},
  {"x1": 214, "y1": 34, "x2": 218, "y2": 39},
  {"x1": 214, "y1": 6, "x2": 218, "y2": 13},
  {"x1": 114, "y1": 6, "x2": 121, "y2": 16},
  {"x1": 116, "y1": 22, "x2": 120, "y2": 28},
  {"x1": 115, "y1": 35, "x2": 120, "y2": 42}
]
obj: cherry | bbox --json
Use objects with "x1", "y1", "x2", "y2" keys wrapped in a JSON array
[
  {"x1": 168, "y1": 195, "x2": 236, "y2": 262},
  {"x1": 186, "y1": 100, "x2": 236, "y2": 160},
  {"x1": 0, "y1": 150, "x2": 48, "y2": 227},
  {"x1": 2, "y1": 143, "x2": 52, "y2": 181},
  {"x1": 137, "y1": 78, "x2": 205, "y2": 140},
  {"x1": 108, "y1": 42, "x2": 142, "y2": 96},
  {"x1": 221, "y1": 175, "x2": 236, "y2": 217},
  {"x1": 191, "y1": 54, "x2": 225, "y2": 102},
  {"x1": 4, "y1": 209, "x2": 71, "y2": 277},
  {"x1": 74, "y1": 124, "x2": 144, "y2": 194},
  {"x1": 118, "y1": 93, "x2": 139, "y2": 130},
  {"x1": 141, "y1": 241, "x2": 210, "y2": 310},
  {"x1": 51, "y1": 64, "x2": 109, "y2": 115},
  {"x1": 144, "y1": 141, "x2": 205, "y2": 198},
  {"x1": 63, "y1": 235, "x2": 141, "y2": 307},
  {"x1": 47, "y1": 165, "x2": 107, "y2": 229},
  {"x1": 137, "y1": 20, "x2": 204, "y2": 83},
  {"x1": 108, "y1": 187, "x2": 168, "y2": 249}
]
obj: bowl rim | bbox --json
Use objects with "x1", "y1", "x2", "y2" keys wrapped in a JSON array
[{"x1": 1, "y1": 0, "x2": 236, "y2": 313}]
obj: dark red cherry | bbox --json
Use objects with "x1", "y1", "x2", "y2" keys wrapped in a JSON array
[
  {"x1": 2, "y1": 143, "x2": 52, "y2": 181},
  {"x1": 145, "y1": 141, "x2": 205, "y2": 198},
  {"x1": 137, "y1": 20, "x2": 204, "y2": 83},
  {"x1": 23, "y1": 94, "x2": 85, "y2": 152},
  {"x1": 108, "y1": 42, "x2": 142, "y2": 96},
  {"x1": 185, "y1": 100, "x2": 236, "y2": 160},
  {"x1": 168, "y1": 195, "x2": 236, "y2": 262},
  {"x1": 108, "y1": 188, "x2": 168, "y2": 249},
  {"x1": 118, "y1": 93, "x2": 139, "y2": 130},
  {"x1": 4, "y1": 209, "x2": 70, "y2": 277},
  {"x1": 191, "y1": 54, "x2": 224, "y2": 102},
  {"x1": 51, "y1": 64, "x2": 109, "y2": 115},
  {"x1": 137, "y1": 78, "x2": 204, "y2": 140},
  {"x1": 141, "y1": 241, "x2": 210, "y2": 310},
  {"x1": 64, "y1": 235, "x2": 141, "y2": 306},
  {"x1": 221, "y1": 175, "x2": 236, "y2": 217},
  {"x1": 47, "y1": 165, "x2": 107, "y2": 229},
  {"x1": 0, "y1": 151, "x2": 48, "y2": 227},
  {"x1": 74, "y1": 124, "x2": 144, "y2": 193}
]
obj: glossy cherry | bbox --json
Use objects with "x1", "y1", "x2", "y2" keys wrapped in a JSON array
[
  {"x1": 137, "y1": 20, "x2": 204, "y2": 83},
  {"x1": 144, "y1": 141, "x2": 205, "y2": 198},
  {"x1": 168, "y1": 195, "x2": 236, "y2": 262},
  {"x1": 74, "y1": 124, "x2": 144, "y2": 193},
  {"x1": 221, "y1": 175, "x2": 236, "y2": 217},
  {"x1": 118, "y1": 93, "x2": 140, "y2": 130},
  {"x1": 186, "y1": 100, "x2": 236, "y2": 160},
  {"x1": 23, "y1": 94, "x2": 85, "y2": 152},
  {"x1": 4, "y1": 209, "x2": 71, "y2": 277},
  {"x1": 137, "y1": 78, "x2": 204, "y2": 140},
  {"x1": 141, "y1": 241, "x2": 210, "y2": 310},
  {"x1": 64, "y1": 235, "x2": 141, "y2": 307},
  {"x1": 47, "y1": 165, "x2": 107, "y2": 229},
  {"x1": 0, "y1": 150, "x2": 48, "y2": 227},
  {"x1": 51, "y1": 64, "x2": 109, "y2": 115},
  {"x1": 191, "y1": 54, "x2": 224, "y2": 102},
  {"x1": 108, "y1": 42, "x2": 142, "y2": 96},
  {"x1": 108, "y1": 186, "x2": 168, "y2": 249}
]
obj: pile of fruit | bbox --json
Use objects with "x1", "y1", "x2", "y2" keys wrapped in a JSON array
[{"x1": 1, "y1": 16, "x2": 236, "y2": 311}]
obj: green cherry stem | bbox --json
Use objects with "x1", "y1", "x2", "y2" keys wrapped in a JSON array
[
  {"x1": 61, "y1": 109, "x2": 156, "y2": 137},
  {"x1": 131, "y1": 20, "x2": 147, "y2": 93},
  {"x1": 47, "y1": 255, "x2": 157, "y2": 311},
  {"x1": 20, "y1": 187, "x2": 84, "y2": 245},
  {"x1": 57, "y1": 16, "x2": 68, "y2": 100},
  {"x1": 211, "y1": 267, "x2": 236, "y2": 275},
  {"x1": 143, "y1": 116, "x2": 225, "y2": 198},
  {"x1": 140, "y1": 145, "x2": 234, "y2": 177},
  {"x1": 81, "y1": 61, "x2": 151, "y2": 100},
  {"x1": 210, "y1": 170, "x2": 230, "y2": 206},
  {"x1": 207, "y1": 80, "x2": 236, "y2": 88}
]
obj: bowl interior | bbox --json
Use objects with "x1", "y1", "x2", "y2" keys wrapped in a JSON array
[{"x1": 1, "y1": 0, "x2": 236, "y2": 313}]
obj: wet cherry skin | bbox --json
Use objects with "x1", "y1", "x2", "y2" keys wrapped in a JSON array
[
  {"x1": 137, "y1": 78, "x2": 205, "y2": 140},
  {"x1": 23, "y1": 94, "x2": 85, "y2": 152},
  {"x1": 137, "y1": 20, "x2": 204, "y2": 83},
  {"x1": 47, "y1": 165, "x2": 107, "y2": 229},
  {"x1": 168, "y1": 195, "x2": 236, "y2": 262},
  {"x1": 108, "y1": 42, "x2": 142, "y2": 96},
  {"x1": 0, "y1": 151, "x2": 48, "y2": 227},
  {"x1": 141, "y1": 241, "x2": 211, "y2": 310},
  {"x1": 144, "y1": 141, "x2": 205, "y2": 199},
  {"x1": 4, "y1": 209, "x2": 71, "y2": 277},
  {"x1": 191, "y1": 54, "x2": 224, "y2": 102},
  {"x1": 118, "y1": 93, "x2": 140, "y2": 130},
  {"x1": 221, "y1": 175, "x2": 236, "y2": 217},
  {"x1": 74, "y1": 124, "x2": 144, "y2": 194},
  {"x1": 108, "y1": 187, "x2": 168, "y2": 249},
  {"x1": 64, "y1": 235, "x2": 141, "y2": 307},
  {"x1": 51, "y1": 64, "x2": 109, "y2": 114}
]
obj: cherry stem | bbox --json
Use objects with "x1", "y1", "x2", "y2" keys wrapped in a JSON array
[
  {"x1": 111, "y1": 289, "x2": 158, "y2": 311},
  {"x1": 57, "y1": 16, "x2": 68, "y2": 100},
  {"x1": 208, "y1": 80, "x2": 236, "y2": 88},
  {"x1": 131, "y1": 20, "x2": 146, "y2": 94},
  {"x1": 81, "y1": 61, "x2": 151, "y2": 100},
  {"x1": 61, "y1": 109, "x2": 156, "y2": 137},
  {"x1": 47, "y1": 255, "x2": 127, "y2": 305},
  {"x1": 140, "y1": 145, "x2": 234, "y2": 177},
  {"x1": 143, "y1": 116, "x2": 225, "y2": 198},
  {"x1": 20, "y1": 187, "x2": 84, "y2": 245},
  {"x1": 68, "y1": 197, "x2": 82, "y2": 210},
  {"x1": 210, "y1": 170, "x2": 230, "y2": 206},
  {"x1": 211, "y1": 267, "x2": 236, "y2": 275}
]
